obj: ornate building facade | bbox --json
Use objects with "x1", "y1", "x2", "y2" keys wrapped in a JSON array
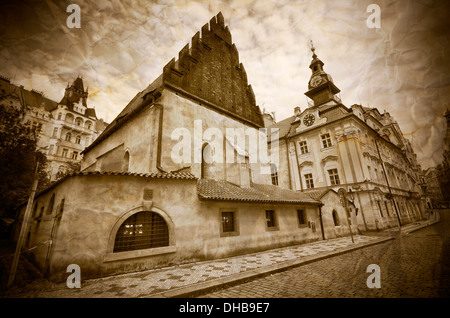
[
  {"x1": 268, "y1": 45, "x2": 426, "y2": 231},
  {"x1": 0, "y1": 75, "x2": 107, "y2": 181}
]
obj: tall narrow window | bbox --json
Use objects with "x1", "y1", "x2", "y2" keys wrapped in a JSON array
[
  {"x1": 299, "y1": 141, "x2": 309, "y2": 154},
  {"x1": 72, "y1": 151, "x2": 78, "y2": 160},
  {"x1": 332, "y1": 209, "x2": 340, "y2": 226},
  {"x1": 270, "y1": 163, "x2": 278, "y2": 186},
  {"x1": 114, "y1": 211, "x2": 169, "y2": 253},
  {"x1": 304, "y1": 173, "x2": 314, "y2": 189},
  {"x1": 65, "y1": 133, "x2": 71, "y2": 142},
  {"x1": 46, "y1": 194, "x2": 55, "y2": 215},
  {"x1": 328, "y1": 168, "x2": 340, "y2": 185},
  {"x1": 377, "y1": 201, "x2": 384, "y2": 217},
  {"x1": 52, "y1": 127, "x2": 58, "y2": 137},
  {"x1": 62, "y1": 148, "x2": 68, "y2": 158},
  {"x1": 75, "y1": 135, "x2": 81, "y2": 144},
  {"x1": 321, "y1": 133, "x2": 332, "y2": 148},
  {"x1": 123, "y1": 151, "x2": 130, "y2": 172}
]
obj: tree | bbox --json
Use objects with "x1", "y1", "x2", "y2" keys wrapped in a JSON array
[{"x1": 0, "y1": 104, "x2": 50, "y2": 218}]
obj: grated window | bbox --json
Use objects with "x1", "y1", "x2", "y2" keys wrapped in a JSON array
[
  {"x1": 221, "y1": 212, "x2": 235, "y2": 233},
  {"x1": 114, "y1": 212, "x2": 169, "y2": 253}
]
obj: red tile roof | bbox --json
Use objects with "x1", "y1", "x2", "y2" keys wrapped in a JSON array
[{"x1": 197, "y1": 179, "x2": 321, "y2": 205}]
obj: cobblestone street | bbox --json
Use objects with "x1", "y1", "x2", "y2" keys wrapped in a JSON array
[{"x1": 198, "y1": 210, "x2": 450, "y2": 298}]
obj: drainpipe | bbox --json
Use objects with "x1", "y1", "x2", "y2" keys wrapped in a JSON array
[
  {"x1": 318, "y1": 204, "x2": 325, "y2": 240},
  {"x1": 154, "y1": 104, "x2": 166, "y2": 173}
]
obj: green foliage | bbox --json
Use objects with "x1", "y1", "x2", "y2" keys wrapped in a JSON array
[{"x1": 0, "y1": 104, "x2": 50, "y2": 218}]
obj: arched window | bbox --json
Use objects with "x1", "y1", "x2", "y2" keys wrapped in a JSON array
[
  {"x1": 57, "y1": 113, "x2": 62, "y2": 120},
  {"x1": 65, "y1": 132, "x2": 71, "y2": 142},
  {"x1": 122, "y1": 151, "x2": 130, "y2": 172},
  {"x1": 332, "y1": 209, "x2": 340, "y2": 226},
  {"x1": 75, "y1": 135, "x2": 81, "y2": 144},
  {"x1": 201, "y1": 143, "x2": 214, "y2": 179},
  {"x1": 46, "y1": 193, "x2": 55, "y2": 215},
  {"x1": 113, "y1": 211, "x2": 169, "y2": 253}
]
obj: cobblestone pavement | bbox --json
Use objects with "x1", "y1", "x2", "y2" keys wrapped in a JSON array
[
  {"x1": 1, "y1": 235, "x2": 385, "y2": 298},
  {"x1": 198, "y1": 211, "x2": 449, "y2": 298},
  {"x1": 0, "y1": 213, "x2": 443, "y2": 298}
]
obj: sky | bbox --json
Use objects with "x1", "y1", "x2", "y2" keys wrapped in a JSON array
[{"x1": 0, "y1": 0, "x2": 449, "y2": 169}]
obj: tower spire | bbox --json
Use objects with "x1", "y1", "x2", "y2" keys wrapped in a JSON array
[{"x1": 310, "y1": 40, "x2": 317, "y2": 58}]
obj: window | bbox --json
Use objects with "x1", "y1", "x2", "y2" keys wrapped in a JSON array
[
  {"x1": 332, "y1": 209, "x2": 340, "y2": 226},
  {"x1": 270, "y1": 163, "x2": 278, "y2": 186},
  {"x1": 304, "y1": 173, "x2": 314, "y2": 189},
  {"x1": 377, "y1": 201, "x2": 384, "y2": 217},
  {"x1": 46, "y1": 194, "x2": 55, "y2": 215},
  {"x1": 265, "y1": 210, "x2": 277, "y2": 229},
  {"x1": 72, "y1": 151, "x2": 78, "y2": 160},
  {"x1": 321, "y1": 133, "x2": 332, "y2": 148},
  {"x1": 299, "y1": 141, "x2": 308, "y2": 154},
  {"x1": 76, "y1": 119, "x2": 82, "y2": 126},
  {"x1": 328, "y1": 168, "x2": 340, "y2": 185},
  {"x1": 113, "y1": 211, "x2": 169, "y2": 253},
  {"x1": 52, "y1": 127, "x2": 58, "y2": 137},
  {"x1": 297, "y1": 209, "x2": 306, "y2": 226},
  {"x1": 62, "y1": 148, "x2": 68, "y2": 158},
  {"x1": 123, "y1": 151, "x2": 130, "y2": 172},
  {"x1": 65, "y1": 133, "x2": 71, "y2": 142},
  {"x1": 222, "y1": 212, "x2": 235, "y2": 232},
  {"x1": 75, "y1": 135, "x2": 81, "y2": 144},
  {"x1": 48, "y1": 145, "x2": 54, "y2": 155},
  {"x1": 56, "y1": 198, "x2": 65, "y2": 218},
  {"x1": 384, "y1": 201, "x2": 390, "y2": 216},
  {"x1": 57, "y1": 113, "x2": 62, "y2": 120}
]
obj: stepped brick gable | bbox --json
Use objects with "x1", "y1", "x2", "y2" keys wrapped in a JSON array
[{"x1": 162, "y1": 12, "x2": 264, "y2": 128}]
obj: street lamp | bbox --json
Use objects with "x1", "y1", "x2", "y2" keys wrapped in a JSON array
[{"x1": 338, "y1": 188, "x2": 355, "y2": 243}]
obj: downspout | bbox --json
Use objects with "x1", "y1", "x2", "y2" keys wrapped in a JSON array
[
  {"x1": 318, "y1": 203, "x2": 325, "y2": 240},
  {"x1": 154, "y1": 103, "x2": 166, "y2": 173}
]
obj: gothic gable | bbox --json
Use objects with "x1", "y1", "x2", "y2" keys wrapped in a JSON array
[{"x1": 162, "y1": 12, "x2": 264, "y2": 128}]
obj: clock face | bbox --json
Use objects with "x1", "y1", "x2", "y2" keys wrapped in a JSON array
[
  {"x1": 303, "y1": 114, "x2": 315, "y2": 126},
  {"x1": 311, "y1": 75, "x2": 323, "y2": 87}
]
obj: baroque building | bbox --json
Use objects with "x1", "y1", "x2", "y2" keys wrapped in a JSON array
[
  {"x1": 0, "y1": 75, "x2": 107, "y2": 181},
  {"x1": 268, "y1": 45, "x2": 426, "y2": 232}
]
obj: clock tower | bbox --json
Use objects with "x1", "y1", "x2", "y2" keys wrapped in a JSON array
[{"x1": 304, "y1": 42, "x2": 341, "y2": 107}]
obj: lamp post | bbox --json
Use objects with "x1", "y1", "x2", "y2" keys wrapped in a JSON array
[{"x1": 338, "y1": 188, "x2": 354, "y2": 243}]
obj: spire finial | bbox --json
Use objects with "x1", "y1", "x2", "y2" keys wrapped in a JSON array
[{"x1": 310, "y1": 40, "x2": 317, "y2": 58}]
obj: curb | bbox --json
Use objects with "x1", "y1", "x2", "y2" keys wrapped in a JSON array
[
  {"x1": 145, "y1": 236, "x2": 394, "y2": 298},
  {"x1": 402, "y1": 220, "x2": 440, "y2": 235}
]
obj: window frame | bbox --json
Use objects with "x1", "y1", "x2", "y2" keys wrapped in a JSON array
[
  {"x1": 299, "y1": 140, "x2": 309, "y2": 154},
  {"x1": 265, "y1": 209, "x2": 279, "y2": 231},
  {"x1": 270, "y1": 163, "x2": 278, "y2": 186},
  {"x1": 219, "y1": 209, "x2": 239, "y2": 237},
  {"x1": 113, "y1": 211, "x2": 170, "y2": 253},
  {"x1": 304, "y1": 173, "x2": 314, "y2": 189},
  {"x1": 297, "y1": 209, "x2": 308, "y2": 228},
  {"x1": 328, "y1": 168, "x2": 340, "y2": 185},
  {"x1": 321, "y1": 133, "x2": 333, "y2": 148}
]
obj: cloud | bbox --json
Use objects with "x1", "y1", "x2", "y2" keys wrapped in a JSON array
[{"x1": 0, "y1": 0, "x2": 449, "y2": 169}]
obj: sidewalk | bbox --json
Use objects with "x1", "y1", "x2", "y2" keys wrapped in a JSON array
[{"x1": 0, "y1": 217, "x2": 438, "y2": 298}]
